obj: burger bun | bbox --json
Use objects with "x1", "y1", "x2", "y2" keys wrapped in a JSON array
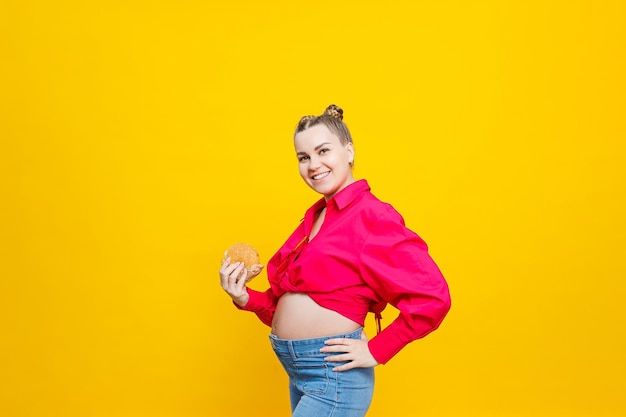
[{"x1": 223, "y1": 242, "x2": 263, "y2": 282}]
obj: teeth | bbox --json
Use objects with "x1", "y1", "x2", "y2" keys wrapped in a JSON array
[{"x1": 313, "y1": 171, "x2": 330, "y2": 180}]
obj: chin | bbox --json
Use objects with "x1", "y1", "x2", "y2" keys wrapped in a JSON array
[
  {"x1": 308, "y1": 185, "x2": 326, "y2": 197},
  {"x1": 320, "y1": 187, "x2": 339, "y2": 199}
]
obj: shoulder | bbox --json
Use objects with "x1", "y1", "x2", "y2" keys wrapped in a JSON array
[
  {"x1": 359, "y1": 191, "x2": 405, "y2": 222},
  {"x1": 353, "y1": 192, "x2": 408, "y2": 237}
]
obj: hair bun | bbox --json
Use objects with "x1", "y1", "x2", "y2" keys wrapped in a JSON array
[
  {"x1": 323, "y1": 104, "x2": 343, "y2": 120},
  {"x1": 298, "y1": 115, "x2": 316, "y2": 125}
]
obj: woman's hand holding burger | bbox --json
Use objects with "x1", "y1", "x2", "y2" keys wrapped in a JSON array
[{"x1": 219, "y1": 242, "x2": 263, "y2": 307}]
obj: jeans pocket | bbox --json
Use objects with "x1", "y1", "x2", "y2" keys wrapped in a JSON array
[{"x1": 294, "y1": 363, "x2": 329, "y2": 395}]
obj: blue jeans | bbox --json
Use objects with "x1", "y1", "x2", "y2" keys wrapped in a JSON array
[{"x1": 269, "y1": 328, "x2": 375, "y2": 417}]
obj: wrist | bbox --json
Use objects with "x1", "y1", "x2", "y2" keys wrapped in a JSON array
[{"x1": 234, "y1": 292, "x2": 249, "y2": 308}]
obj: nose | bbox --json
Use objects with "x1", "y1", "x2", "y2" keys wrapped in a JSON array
[{"x1": 308, "y1": 154, "x2": 322, "y2": 170}]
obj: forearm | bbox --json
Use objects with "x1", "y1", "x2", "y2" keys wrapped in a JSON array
[{"x1": 233, "y1": 288, "x2": 277, "y2": 327}]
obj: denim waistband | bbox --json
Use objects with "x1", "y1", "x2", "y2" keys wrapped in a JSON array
[
  {"x1": 270, "y1": 328, "x2": 363, "y2": 345},
  {"x1": 269, "y1": 328, "x2": 363, "y2": 359}
]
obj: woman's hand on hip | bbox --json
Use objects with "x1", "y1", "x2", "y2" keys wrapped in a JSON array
[
  {"x1": 320, "y1": 332, "x2": 380, "y2": 371},
  {"x1": 219, "y1": 257, "x2": 250, "y2": 307}
]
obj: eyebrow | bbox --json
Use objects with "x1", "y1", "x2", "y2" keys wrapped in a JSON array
[{"x1": 296, "y1": 142, "x2": 332, "y2": 155}]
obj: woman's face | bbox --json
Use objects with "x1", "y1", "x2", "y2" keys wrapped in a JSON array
[{"x1": 294, "y1": 124, "x2": 355, "y2": 200}]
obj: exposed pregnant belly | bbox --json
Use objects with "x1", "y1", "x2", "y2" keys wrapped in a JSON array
[{"x1": 271, "y1": 292, "x2": 361, "y2": 339}]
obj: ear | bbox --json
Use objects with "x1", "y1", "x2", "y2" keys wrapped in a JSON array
[{"x1": 346, "y1": 142, "x2": 355, "y2": 163}]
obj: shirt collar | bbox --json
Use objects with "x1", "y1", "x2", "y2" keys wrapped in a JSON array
[
  {"x1": 303, "y1": 179, "x2": 370, "y2": 234},
  {"x1": 329, "y1": 179, "x2": 370, "y2": 211},
  {"x1": 308, "y1": 179, "x2": 370, "y2": 213}
]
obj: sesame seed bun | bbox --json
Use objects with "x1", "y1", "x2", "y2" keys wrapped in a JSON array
[{"x1": 224, "y1": 242, "x2": 262, "y2": 282}]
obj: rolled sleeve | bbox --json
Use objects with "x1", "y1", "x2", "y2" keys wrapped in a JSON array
[
  {"x1": 359, "y1": 207, "x2": 451, "y2": 364},
  {"x1": 234, "y1": 288, "x2": 278, "y2": 327}
]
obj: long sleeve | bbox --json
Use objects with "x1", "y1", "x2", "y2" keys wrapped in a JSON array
[
  {"x1": 235, "y1": 287, "x2": 279, "y2": 327},
  {"x1": 359, "y1": 206, "x2": 451, "y2": 364}
]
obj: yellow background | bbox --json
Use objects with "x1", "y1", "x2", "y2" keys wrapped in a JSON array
[{"x1": 2, "y1": 1, "x2": 625, "y2": 416}]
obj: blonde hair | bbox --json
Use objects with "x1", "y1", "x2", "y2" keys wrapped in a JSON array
[{"x1": 295, "y1": 104, "x2": 353, "y2": 145}]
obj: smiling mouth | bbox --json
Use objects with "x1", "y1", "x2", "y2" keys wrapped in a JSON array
[{"x1": 312, "y1": 171, "x2": 330, "y2": 180}]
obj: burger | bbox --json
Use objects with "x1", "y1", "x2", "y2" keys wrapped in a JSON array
[{"x1": 224, "y1": 242, "x2": 262, "y2": 282}]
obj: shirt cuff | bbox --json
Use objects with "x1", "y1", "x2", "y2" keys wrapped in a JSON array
[
  {"x1": 368, "y1": 325, "x2": 407, "y2": 365},
  {"x1": 233, "y1": 288, "x2": 262, "y2": 311}
]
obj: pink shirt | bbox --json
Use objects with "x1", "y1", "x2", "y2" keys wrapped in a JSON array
[{"x1": 240, "y1": 179, "x2": 451, "y2": 364}]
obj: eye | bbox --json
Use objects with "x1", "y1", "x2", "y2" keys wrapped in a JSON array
[
  {"x1": 298, "y1": 155, "x2": 309, "y2": 162},
  {"x1": 319, "y1": 148, "x2": 330, "y2": 155}
]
